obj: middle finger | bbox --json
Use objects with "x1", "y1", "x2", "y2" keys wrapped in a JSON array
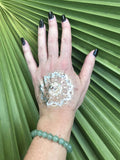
[{"x1": 48, "y1": 12, "x2": 58, "y2": 60}]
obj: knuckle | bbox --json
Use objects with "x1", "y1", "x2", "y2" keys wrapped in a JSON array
[
  {"x1": 49, "y1": 36, "x2": 57, "y2": 43},
  {"x1": 38, "y1": 30, "x2": 44, "y2": 37},
  {"x1": 48, "y1": 53, "x2": 54, "y2": 59},
  {"x1": 62, "y1": 37, "x2": 67, "y2": 43},
  {"x1": 27, "y1": 59, "x2": 32, "y2": 65},
  {"x1": 38, "y1": 45, "x2": 44, "y2": 52},
  {"x1": 24, "y1": 48, "x2": 30, "y2": 54},
  {"x1": 26, "y1": 57, "x2": 32, "y2": 65},
  {"x1": 62, "y1": 36, "x2": 71, "y2": 44},
  {"x1": 38, "y1": 33, "x2": 42, "y2": 37}
]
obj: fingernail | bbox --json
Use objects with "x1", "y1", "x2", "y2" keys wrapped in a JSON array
[
  {"x1": 21, "y1": 38, "x2": 25, "y2": 45},
  {"x1": 61, "y1": 15, "x2": 66, "y2": 22},
  {"x1": 39, "y1": 19, "x2": 44, "y2": 28},
  {"x1": 48, "y1": 11, "x2": 54, "y2": 19},
  {"x1": 93, "y1": 49, "x2": 98, "y2": 57}
]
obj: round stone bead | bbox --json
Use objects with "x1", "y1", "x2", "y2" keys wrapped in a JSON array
[
  {"x1": 67, "y1": 144, "x2": 72, "y2": 153},
  {"x1": 31, "y1": 130, "x2": 35, "y2": 138},
  {"x1": 32, "y1": 130, "x2": 37, "y2": 137},
  {"x1": 37, "y1": 130, "x2": 43, "y2": 137},
  {"x1": 53, "y1": 136, "x2": 59, "y2": 142},
  {"x1": 47, "y1": 134, "x2": 53, "y2": 140},
  {"x1": 63, "y1": 141, "x2": 69, "y2": 148},
  {"x1": 58, "y1": 138, "x2": 65, "y2": 145},
  {"x1": 42, "y1": 132, "x2": 48, "y2": 138}
]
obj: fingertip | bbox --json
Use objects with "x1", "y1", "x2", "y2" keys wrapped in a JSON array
[
  {"x1": 93, "y1": 48, "x2": 98, "y2": 57},
  {"x1": 21, "y1": 40, "x2": 29, "y2": 53},
  {"x1": 39, "y1": 19, "x2": 44, "y2": 28},
  {"x1": 21, "y1": 38, "x2": 28, "y2": 56},
  {"x1": 21, "y1": 37, "x2": 26, "y2": 46},
  {"x1": 89, "y1": 49, "x2": 98, "y2": 57},
  {"x1": 85, "y1": 50, "x2": 96, "y2": 69},
  {"x1": 38, "y1": 22, "x2": 46, "y2": 37},
  {"x1": 38, "y1": 21, "x2": 46, "y2": 31},
  {"x1": 48, "y1": 13, "x2": 57, "y2": 29},
  {"x1": 48, "y1": 11, "x2": 54, "y2": 20},
  {"x1": 21, "y1": 38, "x2": 29, "y2": 51},
  {"x1": 48, "y1": 11, "x2": 57, "y2": 24},
  {"x1": 61, "y1": 15, "x2": 66, "y2": 22},
  {"x1": 21, "y1": 40, "x2": 33, "y2": 58},
  {"x1": 61, "y1": 18, "x2": 70, "y2": 27}
]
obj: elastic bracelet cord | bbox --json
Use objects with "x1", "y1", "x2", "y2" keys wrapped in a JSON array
[{"x1": 31, "y1": 129, "x2": 72, "y2": 153}]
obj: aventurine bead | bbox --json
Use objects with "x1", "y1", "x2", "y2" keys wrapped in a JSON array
[
  {"x1": 31, "y1": 131, "x2": 35, "y2": 138},
  {"x1": 47, "y1": 134, "x2": 53, "y2": 140},
  {"x1": 33, "y1": 130, "x2": 37, "y2": 137},
  {"x1": 58, "y1": 138, "x2": 65, "y2": 145},
  {"x1": 67, "y1": 144, "x2": 72, "y2": 153},
  {"x1": 53, "y1": 136, "x2": 59, "y2": 142},
  {"x1": 42, "y1": 132, "x2": 48, "y2": 138},
  {"x1": 37, "y1": 130, "x2": 43, "y2": 136},
  {"x1": 63, "y1": 141, "x2": 68, "y2": 148}
]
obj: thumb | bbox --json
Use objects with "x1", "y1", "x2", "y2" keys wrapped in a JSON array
[{"x1": 79, "y1": 49, "x2": 98, "y2": 88}]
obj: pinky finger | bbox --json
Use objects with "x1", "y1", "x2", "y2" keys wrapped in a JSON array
[{"x1": 21, "y1": 38, "x2": 37, "y2": 78}]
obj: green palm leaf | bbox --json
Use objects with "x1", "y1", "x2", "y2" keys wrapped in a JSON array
[{"x1": 0, "y1": 0, "x2": 120, "y2": 159}]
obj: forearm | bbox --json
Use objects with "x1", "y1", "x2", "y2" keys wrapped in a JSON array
[{"x1": 24, "y1": 109, "x2": 75, "y2": 160}]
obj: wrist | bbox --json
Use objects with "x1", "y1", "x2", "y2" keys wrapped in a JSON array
[{"x1": 36, "y1": 108, "x2": 75, "y2": 141}]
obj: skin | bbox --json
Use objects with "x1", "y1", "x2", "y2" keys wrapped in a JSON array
[{"x1": 22, "y1": 14, "x2": 96, "y2": 160}]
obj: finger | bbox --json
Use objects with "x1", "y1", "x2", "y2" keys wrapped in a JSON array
[
  {"x1": 60, "y1": 15, "x2": 72, "y2": 62},
  {"x1": 38, "y1": 19, "x2": 47, "y2": 64},
  {"x1": 48, "y1": 12, "x2": 58, "y2": 60},
  {"x1": 79, "y1": 49, "x2": 98, "y2": 88},
  {"x1": 21, "y1": 38, "x2": 37, "y2": 78}
]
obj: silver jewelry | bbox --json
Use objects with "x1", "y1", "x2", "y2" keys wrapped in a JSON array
[{"x1": 39, "y1": 72, "x2": 73, "y2": 107}]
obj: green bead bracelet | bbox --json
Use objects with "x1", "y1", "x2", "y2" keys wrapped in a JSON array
[{"x1": 31, "y1": 129, "x2": 72, "y2": 153}]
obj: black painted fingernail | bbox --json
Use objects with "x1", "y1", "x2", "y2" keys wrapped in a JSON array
[
  {"x1": 39, "y1": 19, "x2": 44, "y2": 28},
  {"x1": 93, "y1": 49, "x2": 98, "y2": 57},
  {"x1": 21, "y1": 38, "x2": 25, "y2": 45},
  {"x1": 48, "y1": 11, "x2": 54, "y2": 19},
  {"x1": 61, "y1": 15, "x2": 66, "y2": 22}
]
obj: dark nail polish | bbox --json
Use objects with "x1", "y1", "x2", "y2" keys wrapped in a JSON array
[
  {"x1": 21, "y1": 38, "x2": 25, "y2": 45},
  {"x1": 39, "y1": 19, "x2": 44, "y2": 28},
  {"x1": 61, "y1": 15, "x2": 66, "y2": 22},
  {"x1": 48, "y1": 11, "x2": 54, "y2": 19},
  {"x1": 93, "y1": 49, "x2": 98, "y2": 57}
]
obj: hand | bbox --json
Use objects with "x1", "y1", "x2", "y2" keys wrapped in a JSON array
[{"x1": 21, "y1": 12, "x2": 98, "y2": 120}]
